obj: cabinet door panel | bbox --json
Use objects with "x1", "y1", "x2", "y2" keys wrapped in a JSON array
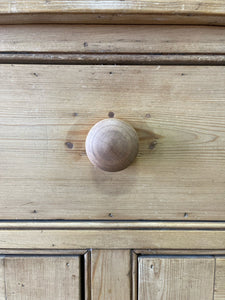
[
  {"x1": 138, "y1": 256, "x2": 214, "y2": 300},
  {"x1": 0, "y1": 256, "x2": 81, "y2": 300}
]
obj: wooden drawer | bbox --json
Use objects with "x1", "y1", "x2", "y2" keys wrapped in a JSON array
[
  {"x1": 0, "y1": 64, "x2": 225, "y2": 220},
  {"x1": 0, "y1": 22, "x2": 225, "y2": 300}
]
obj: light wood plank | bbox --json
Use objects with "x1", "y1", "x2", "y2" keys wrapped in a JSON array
[
  {"x1": 91, "y1": 250, "x2": 130, "y2": 300},
  {"x1": 1, "y1": 25, "x2": 225, "y2": 54},
  {"x1": 214, "y1": 258, "x2": 225, "y2": 300},
  {"x1": 0, "y1": 0, "x2": 225, "y2": 15},
  {"x1": 0, "y1": 256, "x2": 81, "y2": 300},
  {"x1": 138, "y1": 256, "x2": 215, "y2": 300},
  {"x1": 0, "y1": 230, "x2": 225, "y2": 249},
  {"x1": 1, "y1": 65, "x2": 225, "y2": 220}
]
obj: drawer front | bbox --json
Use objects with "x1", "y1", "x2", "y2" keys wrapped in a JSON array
[{"x1": 0, "y1": 64, "x2": 225, "y2": 220}]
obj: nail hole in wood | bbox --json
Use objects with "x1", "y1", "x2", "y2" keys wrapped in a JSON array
[
  {"x1": 65, "y1": 142, "x2": 73, "y2": 149},
  {"x1": 108, "y1": 111, "x2": 114, "y2": 118}
]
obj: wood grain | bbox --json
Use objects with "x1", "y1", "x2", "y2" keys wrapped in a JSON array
[
  {"x1": 0, "y1": 0, "x2": 224, "y2": 14},
  {"x1": 0, "y1": 230, "x2": 225, "y2": 249},
  {"x1": 91, "y1": 250, "x2": 131, "y2": 300},
  {"x1": 138, "y1": 256, "x2": 215, "y2": 300},
  {"x1": 1, "y1": 65, "x2": 225, "y2": 220},
  {"x1": 0, "y1": 256, "x2": 81, "y2": 299},
  {"x1": 214, "y1": 258, "x2": 225, "y2": 300},
  {"x1": 1, "y1": 25, "x2": 225, "y2": 54}
]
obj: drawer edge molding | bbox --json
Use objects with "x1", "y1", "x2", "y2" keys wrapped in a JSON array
[
  {"x1": 1, "y1": 53, "x2": 225, "y2": 65},
  {"x1": 0, "y1": 221, "x2": 225, "y2": 230}
]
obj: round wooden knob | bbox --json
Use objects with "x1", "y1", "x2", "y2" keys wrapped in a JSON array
[{"x1": 85, "y1": 119, "x2": 139, "y2": 172}]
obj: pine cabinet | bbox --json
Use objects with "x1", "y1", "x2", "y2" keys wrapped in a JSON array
[{"x1": 0, "y1": 3, "x2": 225, "y2": 299}]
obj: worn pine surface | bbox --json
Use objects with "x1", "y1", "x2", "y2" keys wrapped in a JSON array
[
  {"x1": 138, "y1": 256, "x2": 215, "y2": 300},
  {"x1": 0, "y1": 65, "x2": 225, "y2": 220},
  {"x1": 0, "y1": 0, "x2": 224, "y2": 15},
  {"x1": 1, "y1": 1, "x2": 225, "y2": 25},
  {"x1": 1, "y1": 25, "x2": 225, "y2": 54},
  {"x1": 0, "y1": 256, "x2": 81, "y2": 299},
  {"x1": 91, "y1": 250, "x2": 130, "y2": 300},
  {"x1": 214, "y1": 258, "x2": 225, "y2": 300},
  {"x1": 0, "y1": 230, "x2": 225, "y2": 249}
]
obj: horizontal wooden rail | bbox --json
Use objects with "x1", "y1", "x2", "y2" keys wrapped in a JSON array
[
  {"x1": 0, "y1": 229, "x2": 225, "y2": 249},
  {"x1": 0, "y1": 221, "x2": 225, "y2": 230},
  {"x1": 1, "y1": 25, "x2": 225, "y2": 54},
  {"x1": 0, "y1": 1, "x2": 225, "y2": 25}
]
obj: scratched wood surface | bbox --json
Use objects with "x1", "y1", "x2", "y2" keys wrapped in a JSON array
[
  {"x1": 91, "y1": 250, "x2": 130, "y2": 300},
  {"x1": 138, "y1": 256, "x2": 215, "y2": 300},
  {"x1": 0, "y1": 65, "x2": 225, "y2": 220},
  {"x1": 0, "y1": 256, "x2": 81, "y2": 299},
  {"x1": 1, "y1": 25, "x2": 225, "y2": 54}
]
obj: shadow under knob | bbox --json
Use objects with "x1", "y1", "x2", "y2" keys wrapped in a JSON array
[{"x1": 85, "y1": 118, "x2": 139, "y2": 172}]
